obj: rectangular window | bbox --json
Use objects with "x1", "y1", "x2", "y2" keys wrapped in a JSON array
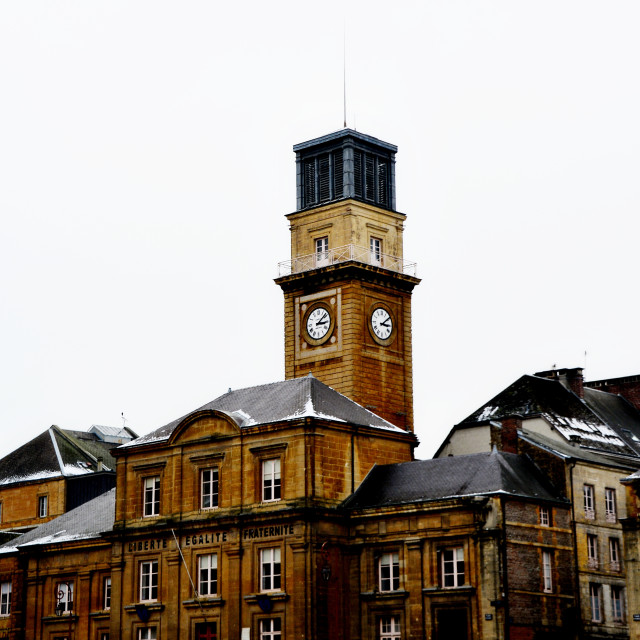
[
  {"x1": 55, "y1": 582, "x2": 73, "y2": 615},
  {"x1": 260, "y1": 548, "x2": 281, "y2": 592},
  {"x1": 138, "y1": 629, "x2": 157, "y2": 640},
  {"x1": 587, "y1": 534, "x2": 599, "y2": 569},
  {"x1": 590, "y1": 583, "x2": 603, "y2": 622},
  {"x1": 609, "y1": 538, "x2": 621, "y2": 571},
  {"x1": 584, "y1": 484, "x2": 595, "y2": 519},
  {"x1": 195, "y1": 622, "x2": 217, "y2": 640},
  {"x1": 542, "y1": 551, "x2": 553, "y2": 593},
  {"x1": 262, "y1": 459, "x2": 281, "y2": 502},
  {"x1": 441, "y1": 547, "x2": 465, "y2": 588},
  {"x1": 0, "y1": 582, "x2": 10, "y2": 616},
  {"x1": 103, "y1": 576, "x2": 111, "y2": 610},
  {"x1": 143, "y1": 476, "x2": 160, "y2": 517},
  {"x1": 611, "y1": 586, "x2": 625, "y2": 622},
  {"x1": 38, "y1": 495, "x2": 48, "y2": 518},
  {"x1": 315, "y1": 236, "x2": 329, "y2": 267},
  {"x1": 380, "y1": 616, "x2": 401, "y2": 640},
  {"x1": 198, "y1": 554, "x2": 218, "y2": 597},
  {"x1": 605, "y1": 488, "x2": 617, "y2": 523},
  {"x1": 140, "y1": 560, "x2": 158, "y2": 602},
  {"x1": 540, "y1": 506, "x2": 551, "y2": 526},
  {"x1": 201, "y1": 468, "x2": 219, "y2": 510},
  {"x1": 370, "y1": 237, "x2": 382, "y2": 266},
  {"x1": 378, "y1": 552, "x2": 400, "y2": 592},
  {"x1": 260, "y1": 618, "x2": 281, "y2": 640}
]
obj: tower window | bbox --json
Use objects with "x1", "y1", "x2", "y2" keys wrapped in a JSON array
[
  {"x1": 370, "y1": 237, "x2": 382, "y2": 266},
  {"x1": 316, "y1": 236, "x2": 329, "y2": 267},
  {"x1": 354, "y1": 152, "x2": 389, "y2": 206}
]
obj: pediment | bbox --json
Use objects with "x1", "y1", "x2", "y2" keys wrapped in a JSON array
[{"x1": 168, "y1": 410, "x2": 241, "y2": 445}]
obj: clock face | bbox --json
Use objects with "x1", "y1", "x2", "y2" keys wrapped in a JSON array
[
  {"x1": 306, "y1": 306, "x2": 331, "y2": 340},
  {"x1": 371, "y1": 307, "x2": 393, "y2": 341}
]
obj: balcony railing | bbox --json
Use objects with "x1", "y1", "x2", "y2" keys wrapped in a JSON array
[{"x1": 277, "y1": 244, "x2": 417, "y2": 278}]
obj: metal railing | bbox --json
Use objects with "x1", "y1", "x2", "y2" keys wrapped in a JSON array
[{"x1": 277, "y1": 244, "x2": 417, "y2": 277}]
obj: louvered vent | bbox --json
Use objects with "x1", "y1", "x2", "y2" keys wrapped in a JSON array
[
  {"x1": 334, "y1": 152, "x2": 344, "y2": 199},
  {"x1": 318, "y1": 154, "x2": 331, "y2": 202},
  {"x1": 354, "y1": 152, "x2": 363, "y2": 198},
  {"x1": 365, "y1": 156, "x2": 375, "y2": 201},
  {"x1": 304, "y1": 160, "x2": 316, "y2": 207},
  {"x1": 378, "y1": 161, "x2": 388, "y2": 206}
]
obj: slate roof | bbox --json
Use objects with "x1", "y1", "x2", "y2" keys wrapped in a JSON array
[
  {"x1": 457, "y1": 374, "x2": 638, "y2": 457},
  {"x1": 123, "y1": 375, "x2": 404, "y2": 449},
  {"x1": 0, "y1": 426, "x2": 125, "y2": 486},
  {"x1": 344, "y1": 449, "x2": 565, "y2": 510},
  {"x1": 0, "y1": 488, "x2": 115, "y2": 553}
]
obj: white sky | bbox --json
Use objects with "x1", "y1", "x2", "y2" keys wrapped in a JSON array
[{"x1": 2, "y1": 1, "x2": 640, "y2": 459}]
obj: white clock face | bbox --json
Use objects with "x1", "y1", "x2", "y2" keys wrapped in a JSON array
[
  {"x1": 371, "y1": 307, "x2": 393, "y2": 340},
  {"x1": 306, "y1": 307, "x2": 331, "y2": 340}
]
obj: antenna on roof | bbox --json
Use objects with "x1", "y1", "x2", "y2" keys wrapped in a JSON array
[
  {"x1": 121, "y1": 412, "x2": 127, "y2": 428},
  {"x1": 584, "y1": 349, "x2": 588, "y2": 371},
  {"x1": 343, "y1": 19, "x2": 347, "y2": 128}
]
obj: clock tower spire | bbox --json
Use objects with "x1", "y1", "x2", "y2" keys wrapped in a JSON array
[{"x1": 275, "y1": 129, "x2": 420, "y2": 431}]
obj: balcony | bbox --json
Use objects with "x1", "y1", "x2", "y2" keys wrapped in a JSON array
[{"x1": 277, "y1": 244, "x2": 418, "y2": 278}]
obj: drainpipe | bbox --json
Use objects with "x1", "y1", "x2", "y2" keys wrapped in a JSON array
[
  {"x1": 500, "y1": 495, "x2": 510, "y2": 640},
  {"x1": 569, "y1": 460, "x2": 581, "y2": 640}
]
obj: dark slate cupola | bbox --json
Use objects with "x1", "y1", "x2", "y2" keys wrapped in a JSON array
[{"x1": 293, "y1": 128, "x2": 397, "y2": 212}]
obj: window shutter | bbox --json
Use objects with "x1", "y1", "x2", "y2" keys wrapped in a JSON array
[
  {"x1": 318, "y1": 154, "x2": 330, "y2": 202},
  {"x1": 377, "y1": 160, "x2": 388, "y2": 205},
  {"x1": 304, "y1": 160, "x2": 316, "y2": 206}
]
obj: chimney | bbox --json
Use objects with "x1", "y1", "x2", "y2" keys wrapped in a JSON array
[
  {"x1": 97, "y1": 456, "x2": 103, "y2": 472},
  {"x1": 491, "y1": 415, "x2": 521, "y2": 454},
  {"x1": 535, "y1": 367, "x2": 584, "y2": 399}
]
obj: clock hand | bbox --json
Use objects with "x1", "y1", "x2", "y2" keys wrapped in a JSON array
[{"x1": 381, "y1": 319, "x2": 390, "y2": 327}]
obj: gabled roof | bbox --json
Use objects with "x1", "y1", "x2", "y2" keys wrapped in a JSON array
[
  {"x1": 344, "y1": 449, "x2": 565, "y2": 510},
  {"x1": 123, "y1": 375, "x2": 405, "y2": 449},
  {"x1": 0, "y1": 488, "x2": 115, "y2": 553},
  {"x1": 0, "y1": 426, "x2": 122, "y2": 486},
  {"x1": 458, "y1": 374, "x2": 637, "y2": 457}
]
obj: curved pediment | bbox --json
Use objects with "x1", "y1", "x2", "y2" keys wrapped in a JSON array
[{"x1": 168, "y1": 410, "x2": 241, "y2": 445}]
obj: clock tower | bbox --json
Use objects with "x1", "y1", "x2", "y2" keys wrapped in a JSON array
[{"x1": 275, "y1": 129, "x2": 420, "y2": 431}]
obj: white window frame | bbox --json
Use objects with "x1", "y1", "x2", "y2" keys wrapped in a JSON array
[
  {"x1": 378, "y1": 552, "x2": 400, "y2": 592},
  {"x1": 139, "y1": 560, "x2": 158, "y2": 602},
  {"x1": 0, "y1": 581, "x2": 10, "y2": 616},
  {"x1": 201, "y1": 467, "x2": 219, "y2": 510},
  {"x1": 262, "y1": 459, "x2": 281, "y2": 502},
  {"x1": 260, "y1": 548, "x2": 281, "y2": 592},
  {"x1": 55, "y1": 581, "x2": 73, "y2": 615},
  {"x1": 380, "y1": 615, "x2": 401, "y2": 640},
  {"x1": 198, "y1": 553, "x2": 218, "y2": 597},
  {"x1": 103, "y1": 576, "x2": 111, "y2": 610},
  {"x1": 259, "y1": 618, "x2": 282, "y2": 640},
  {"x1": 584, "y1": 484, "x2": 595, "y2": 520},
  {"x1": 315, "y1": 236, "x2": 329, "y2": 267},
  {"x1": 540, "y1": 506, "x2": 550, "y2": 526},
  {"x1": 441, "y1": 547, "x2": 465, "y2": 588},
  {"x1": 590, "y1": 583, "x2": 603, "y2": 622},
  {"x1": 587, "y1": 534, "x2": 599, "y2": 569},
  {"x1": 38, "y1": 495, "x2": 48, "y2": 518},
  {"x1": 138, "y1": 629, "x2": 157, "y2": 640},
  {"x1": 370, "y1": 237, "x2": 382, "y2": 266},
  {"x1": 609, "y1": 537, "x2": 621, "y2": 571},
  {"x1": 143, "y1": 476, "x2": 160, "y2": 517},
  {"x1": 611, "y1": 585, "x2": 625, "y2": 622},
  {"x1": 605, "y1": 488, "x2": 617, "y2": 523},
  {"x1": 542, "y1": 550, "x2": 553, "y2": 593}
]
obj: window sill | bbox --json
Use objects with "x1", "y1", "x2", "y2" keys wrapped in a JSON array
[
  {"x1": 42, "y1": 614, "x2": 79, "y2": 624},
  {"x1": 89, "y1": 609, "x2": 111, "y2": 619},
  {"x1": 244, "y1": 592, "x2": 289, "y2": 604},
  {"x1": 360, "y1": 590, "x2": 409, "y2": 601},
  {"x1": 423, "y1": 585, "x2": 475, "y2": 596},
  {"x1": 183, "y1": 597, "x2": 224, "y2": 609},
  {"x1": 124, "y1": 602, "x2": 164, "y2": 614}
]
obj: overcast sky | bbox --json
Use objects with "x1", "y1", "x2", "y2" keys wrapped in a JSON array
[{"x1": 2, "y1": 1, "x2": 640, "y2": 459}]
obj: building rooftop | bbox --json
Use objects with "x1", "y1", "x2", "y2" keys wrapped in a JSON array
[
  {"x1": 457, "y1": 374, "x2": 640, "y2": 457},
  {"x1": 0, "y1": 488, "x2": 115, "y2": 553},
  {"x1": 123, "y1": 375, "x2": 406, "y2": 449},
  {"x1": 344, "y1": 449, "x2": 565, "y2": 510},
  {"x1": 0, "y1": 425, "x2": 133, "y2": 486}
]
